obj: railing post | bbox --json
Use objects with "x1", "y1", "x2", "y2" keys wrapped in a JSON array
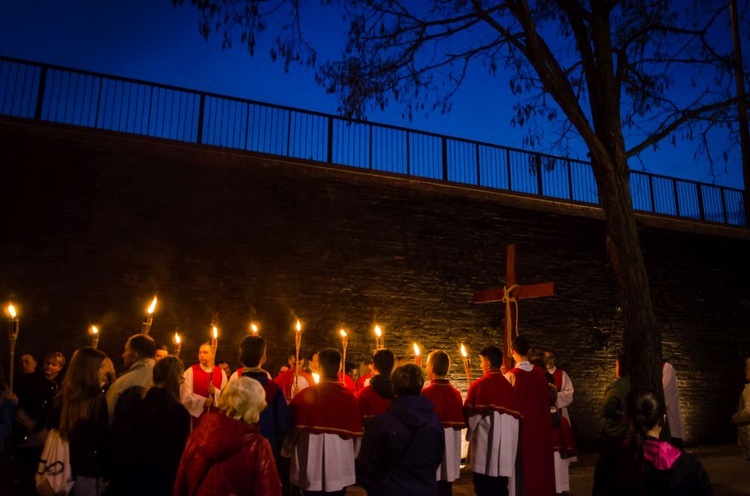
[
  {"x1": 286, "y1": 109, "x2": 292, "y2": 157},
  {"x1": 34, "y1": 66, "x2": 48, "y2": 121},
  {"x1": 475, "y1": 143, "x2": 481, "y2": 186},
  {"x1": 672, "y1": 180, "x2": 681, "y2": 217},
  {"x1": 406, "y1": 131, "x2": 411, "y2": 176},
  {"x1": 369, "y1": 125, "x2": 373, "y2": 170},
  {"x1": 327, "y1": 116, "x2": 334, "y2": 163},
  {"x1": 720, "y1": 187, "x2": 728, "y2": 224},
  {"x1": 648, "y1": 174, "x2": 656, "y2": 212},
  {"x1": 567, "y1": 159, "x2": 574, "y2": 200},
  {"x1": 536, "y1": 155, "x2": 544, "y2": 195},
  {"x1": 506, "y1": 148, "x2": 512, "y2": 190},
  {"x1": 196, "y1": 93, "x2": 206, "y2": 144},
  {"x1": 441, "y1": 137, "x2": 448, "y2": 181},
  {"x1": 696, "y1": 183, "x2": 705, "y2": 220}
]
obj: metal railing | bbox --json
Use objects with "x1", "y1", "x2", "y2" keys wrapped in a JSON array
[{"x1": 0, "y1": 55, "x2": 745, "y2": 226}]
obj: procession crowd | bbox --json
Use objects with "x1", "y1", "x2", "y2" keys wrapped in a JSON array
[{"x1": 0, "y1": 330, "x2": 747, "y2": 496}]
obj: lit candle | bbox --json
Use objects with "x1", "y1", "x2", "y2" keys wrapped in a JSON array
[
  {"x1": 294, "y1": 320, "x2": 302, "y2": 387},
  {"x1": 174, "y1": 331, "x2": 182, "y2": 358},
  {"x1": 90, "y1": 325, "x2": 100, "y2": 350},
  {"x1": 211, "y1": 325, "x2": 219, "y2": 363},
  {"x1": 374, "y1": 324, "x2": 383, "y2": 349},
  {"x1": 312, "y1": 372, "x2": 320, "y2": 384},
  {"x1": 6, "y1": 304, "x2": 19, "y2": 392},
  {"x1": 460, "y1": 343, "x2": 472, "y2": 385},
  {"x1": 250, "y1": 323, "x2": 259, "y2": 336},
  {"x1": 413, "y1": 342, "x2": 422, "y2": 367},
  {"x1": 142, "y1": 296, "x2": 157, "y2": 335},
  {"x1": 340, "y1": 329, "x2": 348, "y2": 382}
]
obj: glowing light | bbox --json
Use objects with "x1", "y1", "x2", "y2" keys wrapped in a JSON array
[
  {"x1": 90, "y1": 325, "x2": 99, "y2": 335},
  {"x1": 339, "y1": 329, "x2": 347, "y2": 338},
  {"x1": 7, "y1": 304, "x2": 16, "y2": 318},
  {"x1": 212, "y1": 326, "x2": 218, "y2": 339},
  {"x1": 174, "y1": 332, "x2": 181, "y2": 344},
  {"x1": 374, "y1": 325, "x2": 382, "y2": 338},
  {"x1": 312, "y1": 372, "x2": 320, "y2": 384},
  {"x1": 296, "y1": 320, "x2": 302, "y2": 332},
  {"x1": 251, "y1": 323, "x2": 259, "y2": 335},
  {"x1": 147, "y1": 296, "x2": 157, "y2": 315},
  {"x1": 413, "y1": 343, "x2": 421, "y2": 357},
  {"x1": 460, "y1": 343, "x2": 468, "y2": 358}
]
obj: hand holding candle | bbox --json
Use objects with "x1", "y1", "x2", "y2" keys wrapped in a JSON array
[
  {"x1": 6, "y1": 304, "x2": 19, "y2": 392},
  {"x1": 142, "y1": 296, "x2": 157, "y2": 335},
  {"x1": 340, "y1": 329, "x2": 348, "y2": 382},
  {"x1": 90, "y1": 325, "x2": 100, "y2": 350},
  {"x1": 460, "y1": 343, "x2": 472, "y2": 385},
  {"x1": 413, "y1": 342, "x2": 422, "y2": 367}
]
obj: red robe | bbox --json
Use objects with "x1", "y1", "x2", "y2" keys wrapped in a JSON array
[
  {"x1": 338, "y1": 372, "x2": 356, "y2": 392},
  {"x1": 355, "y1": 372, "x2": 372, "y2": 391},
  {"x1": 507, "y1": 365, "x2": 556, "y2": 496},
  {"x1": 551, "y1": 368, "x2": 564, "y2": 394},
  {"x1": 464, "y1": 371, "x2": 521, "y2": 418},
  {"x1": 357, "y1": 385, "x2": 392, "y2": 421},
  {"x1": 289, "y1": 379, "x2": 363, "y2": 438},
  {"x1": 422, "y1": 379, "x2": 466, "y2": 429},
  {"x1": 273, "y1": 367, "x2": 314, "y2": 402}
]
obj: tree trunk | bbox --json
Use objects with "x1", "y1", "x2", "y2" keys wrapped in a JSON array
[{"x1": 591, "y1": 151, "x2": 663, "y2": 396}]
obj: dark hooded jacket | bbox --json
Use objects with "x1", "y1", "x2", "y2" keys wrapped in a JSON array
[
  {"x1": 642, "y1": 438, "x2": 712, "y2": 495},
  {"x1": 173, "y1": 412, "x2": 281, "y2": 496},
  {"x1": 356, "y1": 395, "x2": 444, "y2": 496}
]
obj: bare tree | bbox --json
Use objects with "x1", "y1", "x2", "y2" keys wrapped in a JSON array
[{"x1": 174, "y1": 0, "x2": 748, "y2": 393}]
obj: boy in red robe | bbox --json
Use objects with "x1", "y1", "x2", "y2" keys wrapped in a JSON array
[
  {"x1": 422, "y1": 350, "x2": 466, "y2": 496},
  {"x1": 505, "y1": 335, "x2": 556, "y2": 496},
  {"x1": 464, "y1": 345, "x2": 522, "y2": 496},
  {"x1": 287, "y1": 348, "x2": 363, "y2": 495},
  {"x1": 356, "y1": 349, "x2": 395, "y2": 422},
  {"x1": 274, "y1": 350, "x2": 314, "y2": 403},
  {"x1": 180, "y1": 342, "x2": 227, "y2": 429}
]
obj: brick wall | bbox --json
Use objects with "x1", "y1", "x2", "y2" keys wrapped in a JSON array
[{"x1": 1, "y1": 119, "x2": 749, "y2": 450}]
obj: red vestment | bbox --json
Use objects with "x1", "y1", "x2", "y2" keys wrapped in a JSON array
[
  {"x1": 355, "y1": 372, "x2": 371, "y2": 391},
  {"x1": 289, "y1": 379, "x2": 363, "y2": 438},
  {"x1": 189, "y1": 364, "x2": 223, "y2": 429},
  {"x1": 357, "y1": 385, "x2": 392, "y2": 421},
  {"x1": 552, "y1": 415, "x2": 577, "y2": 458},
  {"x1": 273, "y1": 367, "x2": 314, "y2": 402},
  {"x1": 338, "y1": 372, "x2": 356, "y2": 392},
  {"x1": 508, "y1": 365, "x2": 556, "y2": 496},
  {"x1": 464, "y1": 371, "x2": 522, "y2": 418},
  {"x1": 422, "y1": 379, "x2": 467, "y2": 429},
  {"x1": 551, "y1": 368, "x2": 564, "y2": 394}
]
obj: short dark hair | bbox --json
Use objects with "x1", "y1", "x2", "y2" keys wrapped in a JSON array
[
  {"x1": 511, "y1": 335, "x2": 531, "y2": 356},
  {"x1": 239, "y1": 336, "x2": 266, "y2": 368},
  {"x1": 391, "y1": 364, "x2": 425, "y2": 396},
  {"x1": 318, "y1": 348, "x2": 341, "y2": 378},
  {"x1": 427, "y1": 350, "x2": 450, "y2": 376},
  {"x1": 156, "y1": 344, "x2": 169, "y2": 352},
  {"x1": 480, "y1": 346, "x2": 503, "y2": 369},
  {"x1": 373, "y1": 349, "x2": 395, "y2": 376},
  {"x1": 128, "y1": 334, "x2": 156, "y2": 359}
]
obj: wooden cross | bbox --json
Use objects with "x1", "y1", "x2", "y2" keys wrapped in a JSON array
[{"x1": 473, "y1": 244, "x2": 555, "y2": 369}]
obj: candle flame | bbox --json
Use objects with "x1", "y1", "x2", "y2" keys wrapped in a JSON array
[
  {"x1": 296, "y1": 320, "x2": 301, "y2": 332},
  {"x1": 251, "y1": 323, "x2": 258, "y2": 334},
  {"x1": 312, "y1": 372, "x2": 320, "y2": 384},
  {"x1": 374, "y1": 325, "x2": 382, "y2": 338},
  {"x1": 212, "y1": 326, "x2": 218, "y2": 339},
  {"x1": 460, "y1": 343, "x2": 468, "y2": 358},
  {"x1": 7, "y1": 304, "x2": 16, "y2": 318},
  {"x1": 339, "y1": 329, "x2": 347, "y2": 338},
  {"x1": 91, "y1": 325, "x2": 99, "y2": 335},
  {"x1": 174, "y1": 332, "x2": 181, "y2": 344},
  {"x1": 147, "y1": 296, "x2": 157, "y2": 315},
  {"x1": 413, "y1": 343, "x2": 420, "y2": 356}
]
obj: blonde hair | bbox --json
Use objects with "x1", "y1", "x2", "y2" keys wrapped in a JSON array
[{"x1": 218, "y1": 377, "x2": 266, "y2": 424}]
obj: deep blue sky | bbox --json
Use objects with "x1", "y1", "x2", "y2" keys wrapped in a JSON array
[{"x1": 0, "y1": 0, "x2": 743, "y2": 189}]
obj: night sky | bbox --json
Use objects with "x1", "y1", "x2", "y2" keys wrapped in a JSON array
[{"x1": 0, "y1": 0, "x2": 744, "y2": 189}]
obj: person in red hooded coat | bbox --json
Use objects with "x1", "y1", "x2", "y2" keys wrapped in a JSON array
[{"x1": 174, "y1": 377, "x2": 281, "y2": 496}]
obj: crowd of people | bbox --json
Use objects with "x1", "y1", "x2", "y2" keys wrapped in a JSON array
[{"x1": 0, "y1": 329, "x2": 746, "y2": 496}]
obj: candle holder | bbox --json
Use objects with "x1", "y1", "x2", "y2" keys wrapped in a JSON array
[
  {"x1": 90, "y1": 325, "x2": 100, "y2": 350},
  {"x1": 141, "y1": 296, "x2": 157, "y2": 335},
  {"x1": 413, "y1": 343, "x2": 422, "y2": 367}
]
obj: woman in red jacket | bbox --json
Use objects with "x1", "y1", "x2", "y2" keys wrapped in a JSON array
[{"x1": 173, "y1": 376, "x2": 281, "y2": 496}]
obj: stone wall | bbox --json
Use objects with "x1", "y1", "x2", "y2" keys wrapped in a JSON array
[{"x1": 1, "y1": 118, "x2": 749, "y2": 450}]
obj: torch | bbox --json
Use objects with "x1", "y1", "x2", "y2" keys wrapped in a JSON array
[
  {"x1": 174, "y1": 331, "x2": 182, "y2": 358},
  {"x1": 413, "y1": 343, "x2": 422, "y2": 367},
  {"x1": 7, "y1": 304, "x2": 19, "y2": 392},
  {"x1": 142, "y1": 296, "x2": 157, "y2": 335},
  {"x1": 90, "y1": 325, "x2": 100, "y2": 350},
  {"x1": 460, "y1": 343, "x2": 472, "y2": 386},
  {"x1": 374, "y1": 324, "x2": 383, "y2": 350},
  {"x1": 294, "y1": 320, "x2": 302, "y2": 388},
  {"x1": 250, "y1": 323, "x2": 259, "y2": 336},
  {"x1": 340, "y1": 329, "x2": 348, "y2": 382}
]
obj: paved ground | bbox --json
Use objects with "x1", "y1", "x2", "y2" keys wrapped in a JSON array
[{"x1": 348, "y1": 444, "x2": 750, "y2": 495}]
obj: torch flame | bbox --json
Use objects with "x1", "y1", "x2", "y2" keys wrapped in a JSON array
[
  {"x1": 296, "y1": 320, "x2": 301, "y2": 332},
  {"x1": 147, "y1": 296, "x2": 157, "y2": 315},
  {"x1": 413, "y1": 343, "x2": 420, "y2": 357},
  {"x1": 174, "y1": 332, "x2": 181, "y2": 344},
  {"x1": 91, "y1": 325, "x2": 99, "y2": 335},
  {"x1": 7, "y1": 304, "x2": 16, "y2": 318},
  {"x1": 212, "y1": 326, "x2": 219, "y2": 339},
  {"x1": 312, "y1": 372, "x2": 320, "y2": 384},
  {"x1": 251, "y1": 323, "x2": 258, "y2": 334},
  {"x1": 460, "y1": 343, "x2": 468, "y2": 358},
  {"x1": 374, "y1": 325, "x2": 382, "y2": 338},
  {"x1": 339, "y1": 329, "x2": 347, "y2": 338}
]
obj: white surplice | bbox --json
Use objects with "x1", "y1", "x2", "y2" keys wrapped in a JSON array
[
  {"x1": 180, "y1": 365, "x2": 228, "y2": 418},
  {"x1": 290, "y1": 431, "x2": 358, "y2": 492}
]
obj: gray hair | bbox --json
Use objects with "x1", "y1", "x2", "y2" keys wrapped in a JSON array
[{"x1": 218, "y1": 377, "x2": 267, "y2": 424}]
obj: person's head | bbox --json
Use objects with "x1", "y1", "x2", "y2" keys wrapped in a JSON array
[
  {"x1": 154, "y1": 345, "x2": 169, "y2": 361},
  {"x1": 616, "y1": 352, "x2": 630, "y2": 378},
  {"x1": 543, "y1": 350, "x2": 556, "y2": 371},
  {"x1": 219, "y1": 361, "x2": 231, "y2": 377},
  {"x1": 511, "y1": 335, "x2": 531, "y2": 359},
  {"x1": 391, "y1": 363, "x2": 425, "y2": 396},
  {"x1": 60, "y1": 347, "x2": 106, "y2": 438},
  {"x1": 43, "y1": 352, "x2": 66, "y2": 380},
  {"x1": 345, "y1": 361, "x2": 357, "y2": 377},
  {"x1": 123, "y1": 334, "x2": 156, "y2": 369},
  {"x1": 426, "y1": 350, "x2": 450, "y2": 380},
  {"x1": 317, "y1": 348, "x2": 341, "y2": 379},
  {"x1": 198, "y1": 343, "x2": 214, "y2": 367},
  {"x1": 21, "y1": 354, "x2": 37, "y2": 374},
  {"x1": 626, "y1": 389, "x2": 665, "y2": 442},
  {"x1": 308, "y1": 352, "x2": 320, "y2": 373},
  {"x1": 479, "y1": 346, "x2": 503, "y2": 373},
  {"x1": 153, "y1": 356, "x2": 185, "y2": 402},
  {"x1": 373, "y1": 348, "x2": 395, "y2": 376},
  {"x1": 239, "y1": 336, "x2": 267, "y2": 368},
  {"x1": 287, "y1": 350, "x2": 305, "y2": 369},
  {"x1": 530, "y1": 351, "x2": 546, "y2": 368},
  {"x1": 218, "y1": 376, "x2": 266, "y2": 425}
]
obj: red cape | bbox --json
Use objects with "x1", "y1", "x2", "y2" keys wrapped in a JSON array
[
  {"x1": 422, "y1": 379, "x2": 466, "y2": 429},
  {"x1": 273, "y1": 367, "x2": 314, "y2": 402},
  {"x1": 464, "y1": 371, "x2": 522, "y2": 419},
  {"x1": 357, "y1": 384, "x2": 392, "y2": 420},
  {"x1": 290, "y1": 379, "x2": 363, "y2": 438},
  {"x1": 338, "y1": 372, "x2": 357, "y2": 392}
]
